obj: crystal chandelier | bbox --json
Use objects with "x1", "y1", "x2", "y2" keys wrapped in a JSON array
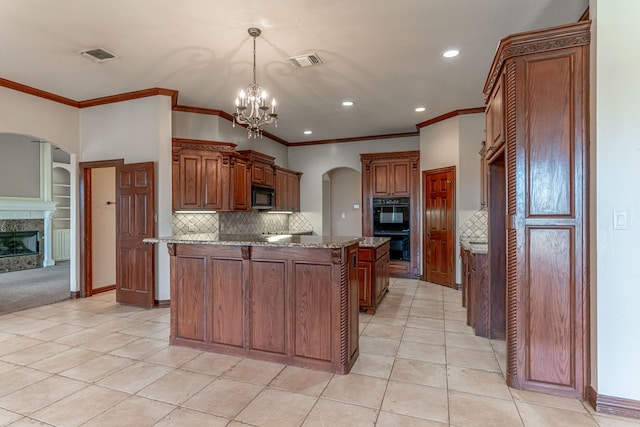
[{"x1": 233, "y1": 27, "x2": 278, "y2": 139}]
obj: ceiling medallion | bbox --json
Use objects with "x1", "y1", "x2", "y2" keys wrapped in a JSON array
[{"x1": 233, "y1": 27, "x2": 278, "y2": 139}]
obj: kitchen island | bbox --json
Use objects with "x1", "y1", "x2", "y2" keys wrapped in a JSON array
[{"x1": 146, "y1": 234, "x2": 362, "y2": 374}]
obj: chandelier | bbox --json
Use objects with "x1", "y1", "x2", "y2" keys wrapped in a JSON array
[{"x1": 233, "y1": 27, "x2": 278, "y2": 139}]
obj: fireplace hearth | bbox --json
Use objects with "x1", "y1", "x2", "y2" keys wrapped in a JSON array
[{"x1": 0, "y1": 230, "x2": 40, "y2": 258}]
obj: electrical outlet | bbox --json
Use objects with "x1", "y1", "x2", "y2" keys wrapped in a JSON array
[{"x1": 188, "y1": 222, "x2": 196, "y2": 232}]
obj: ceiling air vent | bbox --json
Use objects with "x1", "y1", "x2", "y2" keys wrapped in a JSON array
[
  {"x1": 288, "y1": 53, "x2": 323, "y2": 68},
  {"x1": 76, "y1": 47, "x2": 119, "y2": 63}
]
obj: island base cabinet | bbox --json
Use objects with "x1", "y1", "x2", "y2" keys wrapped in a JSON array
[{"x1": 168, "y1": 243, "x2": 359, "y2": 374}]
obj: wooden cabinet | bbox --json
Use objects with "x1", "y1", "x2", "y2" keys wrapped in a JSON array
[
  {"x1": 274, "y1": 167, "x2": 302, "y2": 211},
  {"x1": 172, "y1": 139, "x2": 250, "y2": 211},
  {"x1": 177, "y1": 150, "x2": 224, "y2": 210},
  {"x1": 460, "y1": 247, "x2": 489, "y2": 336},
  {"x1": 485, "y1": 74, "x2": 505, "y2": 156},
  {"x1": 370, "y1": 160, "x2": 411, "y2": 197},
  {"x1": 168, "y1": 241, "x2": 360, "y2": 374},
  {"x1": 361, "y1": 151, "x2": 420, "y2": 278},
  {"x1": 483, "y1": 21, "x2": 590, "y2": 398},
  {"x1": 239, "y1": 150, "x2": 275, "y2": 188},
  {"x1": 358, "y1": 240, "x2": 390, "y2": 314}
]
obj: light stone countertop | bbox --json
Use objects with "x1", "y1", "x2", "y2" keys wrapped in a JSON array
[
  {"x1": 359, "y1": 236, "x2": 391, "y2": 248},
  {"x1": 460, "y1": 239, "x2": 488, "y2": 254},
  {"x1": 144, "y1": 233, "x2": 363, "y2": 249}
]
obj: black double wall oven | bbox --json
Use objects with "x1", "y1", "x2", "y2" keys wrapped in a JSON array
[{"x1": 372, "y1": 197, "x2": 410, "y2": 261}]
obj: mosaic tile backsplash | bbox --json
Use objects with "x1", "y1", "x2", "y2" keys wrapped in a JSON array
[
  {"x1": 459, "y1": 209, "x2": 488, "y2": 243},
  {"x1": 173, "y1": 211, "x2": 313, "y2": 236}
]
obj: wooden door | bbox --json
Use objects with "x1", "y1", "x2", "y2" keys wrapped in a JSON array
[
  {"x1": 116, "y1": 162, "x2": 155, "y2": 308},
  {"x1": 201, "y1": 153, "x2": 223, "y2": 210},
  {"x1": 178, "y1": 152, "x2": 201, "y2": 210},
  {"x1": 423, "y1": 167, "x2": 455, "y2": 287}
]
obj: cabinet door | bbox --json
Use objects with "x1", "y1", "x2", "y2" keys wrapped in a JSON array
[
  {"x1": 263, "y1": 164, "x2": 275, "y2": 188},
  {"x1": 390, "y1": 160, "x2": 411, "y2": 196},
  {"x1": 178, "y1": 152, "x2": 202, "y2": 209},
  {"x1": 358, "y1": 261, "x2": 371, "y2": 307},
  {"x1": 374, "y1": 250, "x2": 389, "y2": 304},
  {"x1": 288, "y1": 172, "x2": 301, "y2": 211},
  {"x1": 371, "y1": 162, "x2": 390, "y2": 196},
  {"x1": 274, "y1": 169, "x2": 287, "y2": 211},
  {"x1": 232, "y1": 157, "x2": 250, "y2": 210},
  {"x1": 201, "y1": 153, "x2": 223, "y2": 209},
  {"x1": 174, "y1": 256, "x2": 206, "y2": 342},
  {"x1": 486, "y1": 75, "x2": 504, "y2": 152}
]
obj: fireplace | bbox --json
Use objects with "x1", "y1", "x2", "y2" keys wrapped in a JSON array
[
  {"x1": 0, "y1": 230, "x2": 40, "y2": 258},
  {"x1": 0, "y1": 218, "x2": 46, "y2": 272}
]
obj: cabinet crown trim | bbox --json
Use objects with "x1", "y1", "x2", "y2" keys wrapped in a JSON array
[{"x1": 483, "y1": 21, "x2": 591, "y2": 99}]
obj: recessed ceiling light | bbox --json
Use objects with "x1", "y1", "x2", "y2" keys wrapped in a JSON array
[
  {"x1": 303, "y1": 130, "x2": 312, "y2": 135},
  {"x1": 342, "y1": 101, "x2": 354, "y2": 107},
  {"x1": 415, "y1": 107, "x2": 426, "y2": 112},
  {"x1": 443, "y1": 49, "x2": 460, "y2": 58}
]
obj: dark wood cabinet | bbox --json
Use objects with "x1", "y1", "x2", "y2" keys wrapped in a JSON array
[
  {"x1": 172, "y1": 139, "x2": 256, "y2": 212},
  {"x1": 173, "y1": 140, "x2": 239, "y2": 211},
  {"x1": 358, "y1": 240, "x2": 390, "y2": 314},
  {"x1": 485, "y1": 74, "x2": 505, "y2": 156},
  {"x1": 460, "y1": 247, "x2": 488, "y2": 337},
  {"x1": 274, "y1": 166, "x2": 302, "y2": 212},
  {"x1": 371, "y1": 160, "x2": 411, "y2": 197},
  {"x1": 239, "y1": 150, "x2": 275, "y2": 188},
  {"x1": 483, "y1": 21, "x2": 590, "y2": 398},
  {"x1": 168, "y1": 241, "x2": 360, "y2": 374},
  {"x1": 361, "y1": 151, "x2": 420, "y2": 278},
  {"x1": 230, "y1": 155, "x2": 251, "y2": 211}
]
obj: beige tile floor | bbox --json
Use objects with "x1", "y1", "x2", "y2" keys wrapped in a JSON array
[{"x1": 0, "y1": 278, "x2": 639, "y2": 426}]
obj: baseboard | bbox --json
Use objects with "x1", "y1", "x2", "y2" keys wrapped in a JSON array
[
  {"x1": 69, "y1": 291, "x2": 81, "y2": 299},
  {"x1": 155, "y1": 299, "x2": 170, "y2": 308},
  {"x1": 588, "y1": 386, "x2": 640, "y2": 420}
]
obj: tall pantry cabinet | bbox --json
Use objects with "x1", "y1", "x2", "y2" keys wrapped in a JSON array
[{"x1": 483, "y1": 21, "x2": 590, "y2": 398}]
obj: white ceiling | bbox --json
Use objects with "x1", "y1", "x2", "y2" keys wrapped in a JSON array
[{"x1": 0, "y1": 0, "x2": 588, "y2": 144}]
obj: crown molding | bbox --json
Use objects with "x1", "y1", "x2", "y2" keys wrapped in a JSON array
[{"x1": 416, "y1": 107, "x2": 485, "y2": 129}]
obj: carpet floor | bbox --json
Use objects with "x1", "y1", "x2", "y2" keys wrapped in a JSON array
[{"x1": 0, "y1": 261, "x2": 70, "y2": 316}]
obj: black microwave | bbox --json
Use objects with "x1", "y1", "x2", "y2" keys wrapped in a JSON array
[{"x1": 252, "y1": 185, "x2": 274, "y2": 210}]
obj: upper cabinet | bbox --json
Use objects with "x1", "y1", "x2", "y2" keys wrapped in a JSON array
[
  {"x1": 172, "y1": 139, "x2": 248, "y2": 211},
  {"x1": 239, "y1": 150, "x2": 275, "y2": 188},
  {"x1": 485, "y1": 74, "x2": 505, "y2": 157},
  {"x1": 172, "y1": 139, "x2": 300, "y2": 213},
  {"x1": 370, "y1": 159, "x2": 411, "y2": 197},
  {"x1": 274, "y1": 166, "x2": 302, "y2": 212}
]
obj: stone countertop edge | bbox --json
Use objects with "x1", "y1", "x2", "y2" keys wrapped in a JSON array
[
  {"x1": 460, "y1": 239, "x2": 488, "y2": 254},
  {"x1": 144, "y1": 234, "x2": 364, "y2": 249},
  {"x1": 359, "y1": 236, "x2": 391, "y2": 248}
]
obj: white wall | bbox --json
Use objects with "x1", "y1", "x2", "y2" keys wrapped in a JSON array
[
  {"x1": 172, "y1": 111, "x2": 289, "y2": 167},
  {"x1": 288, "y1": 136, "x2": 419, "y2": 235},
  {"x1": 592, "y1": 0, "x2": 640, "y2": 402},
  {"x1": 80, "y1": 95, "x2": 173, "y2": 301},
  {"x1": 91, "y1": 167, "x2": 116, "y2": 288},
  {"x1": 328, "y1": 167, "x2": 362, "y2": 236},
  {"x1": 0, "y1": 87, "x2": 79, "y2": 154},
  {"x1": 420, "y1": 113, "x2": 485, "y2": 283}
]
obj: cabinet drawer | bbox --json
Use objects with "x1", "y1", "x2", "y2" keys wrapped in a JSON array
[
  {"x1": 358, "y1": 247, "x2": 373, "y2": 261},
  {"x1": 375, "y1": 242, "x2": 390, "y2": 260}
]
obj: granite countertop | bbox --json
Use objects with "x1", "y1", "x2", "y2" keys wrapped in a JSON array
[
  {"x1": 359, "y1": 236, "x2": 391, "y2": 248},
  {"x1": 460, "y1": 239, "x2": 488, "y2": 254},
  {"x1": 144, "y1": 233, "x2": 363, "y2": 249}
]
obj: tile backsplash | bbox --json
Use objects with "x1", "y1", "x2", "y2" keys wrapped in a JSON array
[
  {"x1": 173, "y1": 211, "x2": 313, "y2": 235},
  {"x1": 459, "y1": 209, "x2": 488, "y2": 243}
]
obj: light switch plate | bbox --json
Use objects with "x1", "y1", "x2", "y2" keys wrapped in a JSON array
[{"x1": 613, "y1": 211, "x2": 628, "y2": 229}]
